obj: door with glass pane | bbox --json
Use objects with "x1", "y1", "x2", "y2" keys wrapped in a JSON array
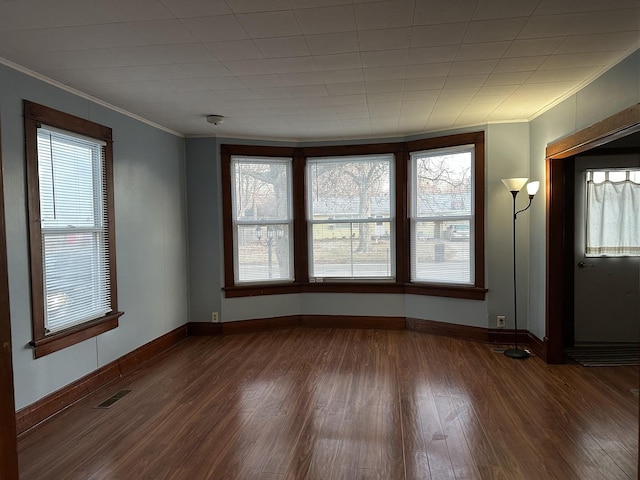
[{"x1": 573, "y1": 155, "x2": 640, "y2": 343}]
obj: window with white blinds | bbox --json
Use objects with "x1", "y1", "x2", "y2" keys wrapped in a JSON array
[
  {"x1": 37, "y1": 127, "x2": 111, "y2": 333},
  {"x1": 231, "y1": 156, "x2": 294, "y2": 283},
  {"x1": 307, "y1": 155, "x2": 394, "y2": 280},
  {"x1": 410, "y1": 145, "x2": 475, "y2": 285}
]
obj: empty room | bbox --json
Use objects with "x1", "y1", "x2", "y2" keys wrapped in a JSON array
[{"x1": 0, "y1": 0, "x2": 638, "y2": 478}]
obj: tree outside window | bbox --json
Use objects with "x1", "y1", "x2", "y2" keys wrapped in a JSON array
[
  {"x1": 410, "y1": 146, "x2": 474, "y2": 285},
  {"x1": 231, "y1": 157, "x2": 293, "y2": 283},
  {"x1": 308, "y1": 155, "x2": 393, "y2": 280}
]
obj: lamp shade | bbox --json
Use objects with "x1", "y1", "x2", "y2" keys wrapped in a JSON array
[
  {"x1": 527, "y1": 181, "x2": 540, "y2": 196},
  {"x1": 501, "y1": 177, "x2": 528, "y2": 192}
]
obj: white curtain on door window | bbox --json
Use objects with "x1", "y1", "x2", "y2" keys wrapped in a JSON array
[{"x1": 586, "y1": 170, "x2": 640, "y2": 256}]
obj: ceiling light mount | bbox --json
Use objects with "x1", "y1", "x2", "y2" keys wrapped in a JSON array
[{"x1": 206, "y1": 114, "x2": 225, "y2": 125}]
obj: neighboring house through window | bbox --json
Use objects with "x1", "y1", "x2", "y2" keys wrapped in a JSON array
[
  {"x1": 308, "y1": 154, "x2": 394, "y2": 281},
  {"x1": 24, "y1": 101, "x2": 122, "y2": 358}
]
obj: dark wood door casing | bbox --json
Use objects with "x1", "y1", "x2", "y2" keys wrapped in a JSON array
[
  {"x1": 0, "y1": 120, "x2": 19, "y2": 478},
  {"x1": 545, "y1": 103, "x2": 640, "y2": 364}
]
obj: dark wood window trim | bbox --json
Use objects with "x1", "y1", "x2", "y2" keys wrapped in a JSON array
[
  {"x1": 404, "y1": 132, "x2": 486, "y2": 297},
  {"x1": 24, "y1": 101, "x2": 123, "y2": 358},
  {"x1": 221, "y1": 132, "x2": 486, "y2": 300}
]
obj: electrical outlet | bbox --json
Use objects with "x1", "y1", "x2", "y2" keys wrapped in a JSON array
[
  {"x1": 211, "y1": 311, "x2": 219, "y2": 323},
  {"x1": 496, "y1": 315, "x2": 505, "y2": 328}
]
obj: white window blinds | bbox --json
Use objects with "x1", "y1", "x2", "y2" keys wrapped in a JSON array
[
  {"x1": 410, "y1": 146, "x2": 475, "y2": 285},
  {"x1": 307, "y1": 155, "x2": 394, "y2": 280},
  {"x1": 37, "y1": 126, "x2": 111, "y2": 333},
  {"x1": 231, "y1": 157, "x2": 294, "y2": 283}
]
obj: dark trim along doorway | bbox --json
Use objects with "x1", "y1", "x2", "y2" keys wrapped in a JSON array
[{"x1": 545, "y1": 103, "x2": 640, "y2": 364}]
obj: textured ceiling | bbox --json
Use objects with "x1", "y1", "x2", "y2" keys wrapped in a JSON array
[{"x1": 0, "y1": 0, "x2": 638, "y2": 141}]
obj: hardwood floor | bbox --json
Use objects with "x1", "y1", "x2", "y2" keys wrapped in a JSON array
[{"x1": 17, "y1": 328, "x2": 638, "y2": 479}]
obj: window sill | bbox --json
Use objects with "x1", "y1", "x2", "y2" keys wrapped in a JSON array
[
  {"x1": 31, "y1": 311, "x2": 123, "y2": 358},
  {"x1": 404, "y1": 284, "x2": 487, "y2": 300},
  {"x1": 224, "y1": 282, "x2": 486, "y2": 300}
]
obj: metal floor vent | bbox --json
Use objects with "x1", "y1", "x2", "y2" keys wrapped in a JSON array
[{"x1": 95, "y1": 389, "x2": 131, "y2": 409}]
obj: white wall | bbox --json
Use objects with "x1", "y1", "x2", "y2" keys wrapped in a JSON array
[
  {"x1": 185, "y1": 137, "x2": 222, "y2": 324},
  {"x1": 485, "y1": 122, "x2": 531, "y2": 330},
  {"x1": 1, "y1": 64, "x2": 189, "y2": 409}
]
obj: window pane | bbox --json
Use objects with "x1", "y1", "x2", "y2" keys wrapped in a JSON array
[
  {"x1": 590, "y1": 171, "x2": 606, "y2": 183},
  {"x1": 307, "y1": 155, "x2": 394, "y2": 280},
  {"x1": 37, "y1": 127, "x2": 111, "y2": 333},
  {"x1": 38, "y1": 130, "x2": 101, "y2": 229},
  {"x1": 308, "y1": 156, "x2": 392, "y2": 218},
  {"x1": 412, "y1": 220, "x2": 472, "y2": 284},
  {"x1": 236, "y1": 224, "x2": 292, "y2": 282},
  {"x1": 310, "y1": 222, "x2": 393, "y2": 279},
  {"x1": 43, "y1": 232, "x2": 110, "y2": 332},
  {"x1": 607, "y1": 171, "x2": 627, "y2": 182},
  {"x1": 233, "y1": 158, "x2": 290, "y2": 221},
  {"x1": 231, "y1": 157, "x2": 293, "y2": 284},
  {"x1": 413, "y1": 148, "x2": 472, "y2": 217},
  {"x1": 586, "y1": 169, "x2": 640, "y2": 257},
  {"x1": 411, "y1": 146, "x2": 474, "y2": 285}
]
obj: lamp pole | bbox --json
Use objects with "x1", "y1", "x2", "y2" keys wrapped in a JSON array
[
  {"x1": 501, "y1": 179, "x2": 539, "y2": 359},
  {"x1": 507, "y1": 189, "x2": 527, "y2": 358}
]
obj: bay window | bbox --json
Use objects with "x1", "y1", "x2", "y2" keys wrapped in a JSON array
[{"x1": 221, "y1": 132, "x2": 485, "y2": 299}]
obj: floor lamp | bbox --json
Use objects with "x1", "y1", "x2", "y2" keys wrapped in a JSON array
[{"x1": 501, "y1": 178, "x2": 540, "y2": 359}]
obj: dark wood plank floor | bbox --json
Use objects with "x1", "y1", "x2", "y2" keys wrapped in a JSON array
[{"x1": 17, "y1": 329, "x2": 638, "y2": 479}]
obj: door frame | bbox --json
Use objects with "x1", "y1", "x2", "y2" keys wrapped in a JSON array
[
  {"x1": 0, "y1": 121, "x2": 19, "y2": 478},
  {"x1": 545, "y1": 103, "x2": 640, "y2": 363}
]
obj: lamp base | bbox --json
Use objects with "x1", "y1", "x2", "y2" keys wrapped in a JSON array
[{"x1": 504, "y1": 348, "x2": 529, "y2": 359}]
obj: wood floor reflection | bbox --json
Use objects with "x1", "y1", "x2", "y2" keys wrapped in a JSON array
[{"x1": 17, "y1": 329, "x2": 638, "y2": 479}]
